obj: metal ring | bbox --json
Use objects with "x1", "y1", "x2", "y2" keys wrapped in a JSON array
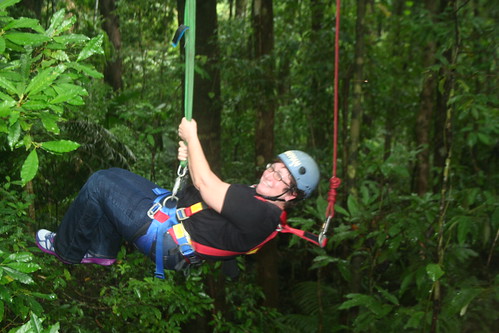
[{"x1": 162, "y1": 195, "x2": 178, "y2": 207}]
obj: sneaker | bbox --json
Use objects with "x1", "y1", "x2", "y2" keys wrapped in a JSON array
[
  {"x1": 35, "y1": 229, "x2": 116, "y2": 266},
  {"x1": 36, "y1": 229, "x2": 58, "y2": 256}
]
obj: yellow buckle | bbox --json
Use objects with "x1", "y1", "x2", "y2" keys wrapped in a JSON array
[
  {"x1": 172, "y1": 223, "x2": 191, "y2": 244},
  {"x1": 190, "y1": 202, "x2": 204, "y2": 214}
]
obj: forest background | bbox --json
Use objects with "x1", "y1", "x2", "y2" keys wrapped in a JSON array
[{"x1": 0, "y1": 0, "x2": 497, "y2": 332}]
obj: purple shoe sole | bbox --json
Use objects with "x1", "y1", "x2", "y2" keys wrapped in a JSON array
[
  {"x1": 35, "y1": 240, "x2": 56, "y2": 256},
  {"x1": 81, "y1": 257, "x2": 116, "y2": 266},
  {"x1": 36, "y1": 233, "x2": 115, "y2": 266},
  {"x1": 35, "y1": 236, "x2": 71, "y2": 264}
]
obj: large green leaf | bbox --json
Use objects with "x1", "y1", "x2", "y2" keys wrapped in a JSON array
[
  {"x1": 49, "y1": 49, "x2": 70, "y2": 61},
  {"x1": 0, "y1": 75, "x2": 17, "y2": 94},
  {"x1": 5, "y1": 262, "x2": 40, "y2": 274},
  {"x1": 455, "y1": 215, "x2": 474, "y2": 245},
  {"x1": 20, "y1": 149, "x2": 39, "y2": 185},
  {"x1": 338, "y1": 293, "x2": 374, "y2": 310},
  {"x1": 48, "y1": 103, "x2": 63, "y2": 115},
  {"x1": 7, "y1": 252, "x2": 33, "y2": 263},
  {"x1": 347, "y1": 195, "x2": 360, "y2": 217},
  {"x1": 0, "y1": 0, "x2": 21, "y2": 10},
  {"x1": 3, "y1": 17, "x2": 44, "y2": 33},
  {"x1": 41, "y1": 140, "x2": 80, "y2": 153},
  {"x1": 53, "y1": 34, "x2": 89, "y2": 45},
  {"x1": 404, "y1": 311, "x2": 425, "y2": 329},
  {"x1": 7, "y1": 121, "x2": 20, "y2": 149},
  {"x1": 77, "y1": 34, "x2": 104, "y2": 62},
  {"x1": 51, "y1": 83, "x2": 87, "y2": 104},
  {"x1": 426, "y1": 263, "x2": 445, "y2": 282},
  {"x1": 53, "y1": 16, "x2": 77, "y2": 36},
  {"x1": 50, "y1": 88, "x2": 77, "y2": 104},
  {"x1": 0, "y1": 100, "x2": 15, "y2": 117},
  {"x1": 8, "y1": 109, "x2": 20, "y2": 125},
  {"x1": 0, "y1": 90, "x2": 14, "y2": 102},
  {"x1": 339, "y1": 293, "x2": 392, "y2": 317},
  {"x1": 68, "y1": 62, "x2": 104, "y2": 78},
  {"x1": 24, "y1": 64, "x2": 66, "y2": 96},
  {"x1": 3, "y1": 267, "x2": 33, "y2": 284},
  {"x1": 22, "y1": 100, "x2": 48, "y2": 111},
  {"x1": 376, "y1": 286, "x2": 399, "y2": 306},
  {"x1": 0, "y1": 37, "x2": 5, "y2": 54},
  {"x1": 45, "y1": 9, "x2": 66, "y2": 37},
  {"x1": 29, "y1": 311, "x2": 44, "y2": 333},
  {"x1": 39, "y1": 112, "x2": 60, "y2": 134},
  {"x1": 4, "y1": 32, "x2": 50, "y2": 46}
]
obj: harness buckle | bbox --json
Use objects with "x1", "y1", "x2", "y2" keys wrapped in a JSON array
[
  {"x1": 147, "y1": 202, "x2": 162, "y2": 219},
  {"x1": 176, "y1": 208, "x2": 188, "y2": 221},
  {"x1": 178, "y1": 242, "x2": 195, "y2": 257}
]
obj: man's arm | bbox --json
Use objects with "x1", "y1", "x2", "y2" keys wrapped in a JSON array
[{"x1": 178, "y1": 117, "x2": 229, "y2": 213}]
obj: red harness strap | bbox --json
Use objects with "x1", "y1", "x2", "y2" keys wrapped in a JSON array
[
  {"x1": 191, "y1": 229, "x2": 279, "y2": 257},
  {"x1": 190, "y1": 210, "x2": 324, "y2": 257}
]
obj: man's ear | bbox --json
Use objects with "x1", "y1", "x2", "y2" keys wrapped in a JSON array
[{"x1": 284, "y1": 191, "x2": 297, "y2": 202}]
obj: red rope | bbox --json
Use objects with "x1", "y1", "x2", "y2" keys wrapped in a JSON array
[{"x1": 326, "y1": 0, "x2": 342, "y2": 220}]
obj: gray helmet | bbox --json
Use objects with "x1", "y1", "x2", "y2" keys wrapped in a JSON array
[{"x1": 278, "y1": 150, "x2": 320, "y2": 199}]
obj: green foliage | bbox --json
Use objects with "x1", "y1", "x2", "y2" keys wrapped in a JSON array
[
  {"x1": 276, "y1": 281, "x2": 342, "y2": 333},
  {"x1": 98, "y1": 270, "x2": 213, "y2": 332},
  {"x1": 211, "y1": 266, "x2": 282, "y2": 332},
  {"x1": 0, "y1": 178, "x2": 57, "y2": 332},
  {"x1": 8, "y1": 311, "x2": 60, "y2": 333},
  {"x1": 0, "y1": 2, "x2": 103, "y2": 185}
]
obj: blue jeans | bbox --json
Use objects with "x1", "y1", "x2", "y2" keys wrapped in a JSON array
[{"x1": 53, "y1": 168, "x2": 178, "y2": 267}]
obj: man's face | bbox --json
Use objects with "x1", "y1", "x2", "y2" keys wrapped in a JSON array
[{"x1": 255, "y1": 162, "x2": 294, "y2": 200}]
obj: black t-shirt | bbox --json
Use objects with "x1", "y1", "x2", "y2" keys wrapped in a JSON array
[{"x1": 179, "y1": 184, "x2": 282, "y2": 256}]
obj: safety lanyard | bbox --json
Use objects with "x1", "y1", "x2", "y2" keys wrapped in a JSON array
[{"x1": 170, "y1": 0, "x2": 196, "y2": 197}]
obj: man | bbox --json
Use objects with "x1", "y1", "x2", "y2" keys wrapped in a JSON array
[{"x1": 36, "y1": 118, "x2": 319, "y2": 273}]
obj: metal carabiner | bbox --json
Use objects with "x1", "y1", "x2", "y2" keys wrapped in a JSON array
[
  {"x1": 318, "y1": 216, "x2": 332, "y2": 247},
  {"x1": 172, "y1": 165, "x2": 188, "y2": 197},
  {"x1": 177, "y1": 164, "x2": 188, "y2": 177}
]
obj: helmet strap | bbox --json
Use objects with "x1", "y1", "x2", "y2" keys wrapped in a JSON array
[{"x1": 258, "y1": 189, "x2": 290, "y2": 202}]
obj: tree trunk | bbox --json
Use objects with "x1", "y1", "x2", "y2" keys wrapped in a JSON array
[
  {"x1": 100, "y1": 0, "x2": 123, "y2": 91},
  {"x1": 347, "y1": 0, "x2": 367, "y2": 198},
  {"x1": 346, "y1": 0, "x2": 368, "y2": 323},
  {"x1": 384, "y1": 0, "x2": 405, "y2": 162},
  {"x1": 194, "y1": 0, "x2": 222, "y2": 172},
  {"x1": 414, "y1": 0, "x2": 437, "y2": 196},
  {"x1": 341, "y1": 66, "x2": 352, "y2": 181},
  {"x1": 307, "y1": 0, "x2": 328, "y2": 149},
  {"x1": 433, "y1": 0, "x2": 455, "y2": 192},
  {"x1": 236, "y1": 0, "x2": 248, "y2": 18},
  {"x1": 19, "y1": 0, "x2": 42, "y2": 19},
  {"x1": 252, "y1": 0, "x2": 278, "y2": 308},
  {"x1": 431, "y1": 2, "x2": 458, "y2": 331}
]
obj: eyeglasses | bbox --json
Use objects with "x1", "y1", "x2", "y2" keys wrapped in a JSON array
[{"x1": 265, "y1": 163, "x2": 291, "y2": 187}]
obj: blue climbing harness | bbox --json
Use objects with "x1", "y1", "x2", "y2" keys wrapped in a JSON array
[{"x1": 136, "y1": 188, "x2": 197, "y2": 279}]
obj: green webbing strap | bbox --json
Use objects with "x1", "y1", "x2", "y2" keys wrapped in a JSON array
[
  {"x1": 181, "y1": 0, "x2": 195, "y2": 169},
  {"x1": 183, "y1": 0, "x2": 195, "y2": 122},
  {"x1": 171, "y1": 0, "x2": 196, "y2": 191}
]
